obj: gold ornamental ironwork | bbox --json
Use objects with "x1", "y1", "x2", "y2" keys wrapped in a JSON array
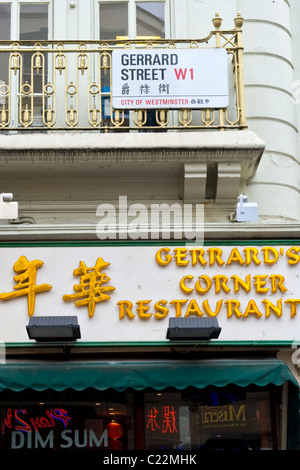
[{"x1": 0, "y1": 13, "x2": 247, "y2": 132}]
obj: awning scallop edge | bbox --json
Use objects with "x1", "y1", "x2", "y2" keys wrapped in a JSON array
[{"x1": 0, "y1": 359, "x2": 297, "y2": 392}]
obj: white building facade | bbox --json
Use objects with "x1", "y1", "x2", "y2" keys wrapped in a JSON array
[{"x1": 0, "y1": 0, "x2": 299, "y2": 457}]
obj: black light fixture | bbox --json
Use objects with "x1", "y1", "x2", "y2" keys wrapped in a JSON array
[
  {"x1": 166, "y1": 317, "x2": 221, "y2": 340},
  {"x1": 26, "y1": 316, "x2": 81, "y2": 342}
]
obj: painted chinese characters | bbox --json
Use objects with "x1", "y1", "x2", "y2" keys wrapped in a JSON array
[
  {"x1": 0, "y1": 256, "x2": 52, "y2": 316},
  {"x1": 63, "y1": 258, "x2": 115, "y2": 317}
]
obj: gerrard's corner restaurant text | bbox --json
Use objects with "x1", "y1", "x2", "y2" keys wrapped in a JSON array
[
  {"x1": 0, "y1": 243, "x2": 300, "y2": 457},
  {"x1": 0, "y1": 244, "x2": 299, "y2": 342}
]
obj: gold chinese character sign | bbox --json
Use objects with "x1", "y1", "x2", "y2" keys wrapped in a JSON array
[
  {"x1": 0, "y1": 256, "x2": 52, "y2": 316},
  {"x1": 63, "y1": 257, "x2": 115, "y2": 317}
]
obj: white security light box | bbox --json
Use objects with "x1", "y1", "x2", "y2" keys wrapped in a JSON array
[
  {"x1": 0, "y1": 193, "x2": 18, "y2": 220},
  {"x1": 112, "y1": 48, "x2": 229, "y2": 109},
  {"x1": 236, "y1": 194, "x2": 258, "y2": 222}
]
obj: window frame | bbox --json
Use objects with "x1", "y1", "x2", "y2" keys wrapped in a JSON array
[
  {"x1": 0, "y1": 0, "x2": 52, "y2": 41},
  {"x1": 96, "y1": 0, "x2": 170, "y2": 41}
]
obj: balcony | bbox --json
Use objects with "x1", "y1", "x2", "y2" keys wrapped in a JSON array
[
  {"x1": 0, "y1": 13, "x2": 248, "y2": 132},
  {"x1": 0, "y1": 14, "x2": 265, "y2": 238}
]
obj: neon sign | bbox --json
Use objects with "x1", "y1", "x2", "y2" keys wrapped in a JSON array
[
  {"x1": 146, "y1": 406, "x2": 178, "y2": 434},
  {"x1": 2, "y1": 408, "x2": 109, "y2": 450},
  {"x1": 4, "y1": 408, "x2": 71, "y2": 432}
]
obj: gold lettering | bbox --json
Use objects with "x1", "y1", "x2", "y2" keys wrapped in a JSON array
[
  {"x1": 202, "y1": 404, "x2": 246, "y2": 425},
  {"x1": 202, "y1": 299, "x2": 223, "y2": 317},
  {"x1": 154, "y1": 300, "x2": 169, "y2": 319},
  {"x1": 173, "y1": 248, "x2": 189, "y2": 266},
  {"x1": 262, "y1": 246, "x2": 279, "y2": 265},
  {"x1": 206, "y1": 247, "x2": 225, "y2": 266},
  {"x1": 155, "y1": 245, "x2": 300, "y2": 267},
  {"x1": 177, "y1": 274, "x2": 286, "y2": 296},
  {"x1": 119, "y1": 297, "x2": 300, "y2": 321},
  {"x1": 253, "y1": 275, "x2": 269, "y2": 293},
  {"x1": 284, "y1": 299, "x2": 300, "y2": 318},
  {"x1": 269, "y1": 274, "x2": 287, "y2": 293},
  {"x1": 155, "y1": 247, "x2": 172, "y2": 266},
  {"x1": 118, "y1": 300, "x2": 135, "y2": 319},
  {"x1": 243, "y1": 299, "x2": 263, "y2": 318},
  {"x1": 262, "y1": 298, "x2": 282, "y2": 318},
  {"x1": 184, "y1": 299, "x2": 203, "y2": 317},
  {"x1": 189, "y1": 248, "x2": 207, "y2": 266},
  {"x1": 229, "y1": 404, "x2": 246, "y2": 422},
  {"x1": 212, "y1": 275, "x2": 231, "y2": 294},
  {"x1": 226, "y1": 247, "x2": 245, "y2": 266},
  {"x1": 179, "y1": 275, "x2": 194, "y2": 294},
  {"x1": 169, "y1": 299, "x2": 188, "y2": 317},
  {"x1": 230, "y1": 274, "x2": 251, "y2": 293},
  {"x1": 225, "y1": 299, "x2": 242, "y2": 318},
  {"x1": 202, "y1": 411, "x2": 210, "y2": 424},
  {"x1": 286, "y1": 247, "x2": 300, "y2": 265},
  {"x1": 242, "y1": 247, "x2": 261, "y2": 265},
  {"x1": 136, "y1": 299, "x2": 152, "y2": 318},
  {"x1": 195, "y1": 275, "x2": 212, "y2": 294}
]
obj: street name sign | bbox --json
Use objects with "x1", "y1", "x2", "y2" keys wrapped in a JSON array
[{"x1": 112, "y1": 48, "x2": 229, "y2": 109}]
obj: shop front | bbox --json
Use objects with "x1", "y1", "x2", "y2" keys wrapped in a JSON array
[
  {"x1": 0, "y1": 384, "x2": 295, "y2": 452},
  {"x1": 0, "y1": 360, "x2": 297, "y2": 452},
  {"x1": 0, "y1": 241, "x2": 299, "y2": 455}
]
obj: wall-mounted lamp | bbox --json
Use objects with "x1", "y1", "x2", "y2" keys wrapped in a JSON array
[
  {"x1": 0, "y1": 193, "x2": 18, "y2": 220},
  {"x1": 166, "y1": 317, "x2": 221, "y2": 341},
  {"x1": 26, "y1": 316, "x2": 81, "y2": 342}
]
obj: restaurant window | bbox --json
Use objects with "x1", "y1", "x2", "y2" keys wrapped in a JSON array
[
  {"x1": 0, "y1": 389, "x2": 134, "y2": 451},
  {"x1": 144, "y1": 387, "x2": 277, "y2": 450},
  {"x1": 0, "y1": 385, "x2": 280, "y2": 451}
]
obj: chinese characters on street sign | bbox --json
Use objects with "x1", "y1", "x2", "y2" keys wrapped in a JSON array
[{"x1": 112, "y1": 48, "x2": 229, "y2": 109}]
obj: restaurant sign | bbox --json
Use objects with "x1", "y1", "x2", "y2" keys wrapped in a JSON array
[
  {"x1": 0, "y1": 244, "x2": 299, "y2": 343},
  {"x1": 112, "y1": 48, "x2": 229, "y2": 109}
]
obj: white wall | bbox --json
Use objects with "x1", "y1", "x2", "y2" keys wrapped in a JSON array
[
  {"x1": 2, "y1": 0, "x2": 300, "y2": 234},
  {"x1": 240, "y1": 0, "x2": 299, "y2": 220},
  {"x1": 175, "y1": 0, "x2": 300, "y2": 221}
]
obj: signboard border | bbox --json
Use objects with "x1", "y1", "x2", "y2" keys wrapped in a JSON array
[{"x1": 0, "y1": 238, "x2": 298, "y2": 349}]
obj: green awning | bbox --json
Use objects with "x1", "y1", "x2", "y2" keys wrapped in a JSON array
[{"x1": 0, "y1": 359, "x2": 297, "y2": 392}]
